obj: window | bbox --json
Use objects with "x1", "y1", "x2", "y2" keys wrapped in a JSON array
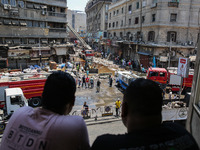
[
  {"x1": 10, "y1": 96, "x2": 22, "y2": 105},
  {"x1": 1, "y1": 0, "x2": 9, "y2": 4},
  {"x1": 117, "y1": 10, "x2": 119, "y2": 15},
  {"x1": 142, "y1": 16, "x2": 145, "y2": 23},
  {"x1": 116, "y1": 21, "x2": 118, "y2": 27},
  {"x1": 109, "y1": 23, "x2": 111, "y2": 28},
  {"x1": 105, "y1": 4, "x2": 109, "y2": 11},
  {"x1": 128, "y1": 5, "x2": 132, "y2": 14},
  {"x1": 129, "y1": 19, "x2": 131, "y2": 25},
  {"x1": 148, "y1": 31, "x2": 155, "y2": 42},
  {"x1": 167, "y1": 31, "x2": 177, "y2": 42},
  {"x1": 135, "y1": 17, "x2": 139, "y2": 24},
  {"x1": 152, "y1": 14, "x2": 156, "y2": 22},
  {"x1": 170, "y1": 13, "x2": 177, "y2": 22},
  {"x1": 113, "y1": 11, "x2": 115, "y2": 16},
  {"x1": 121, "y1": 7, "x2": 124, "y2": 14},
  {"x1": 121, "y1": 20, "x2": 123, "y2": 26},
  {"x1": 136, "y1": 2, "x2": 140, "y2": 9},
  {"x1": 120, "y1": 32, "x2": 123, "y2": 38},
  {"x1": 10, "y1": 0, "x2": 16, "y2": 6},
  {"x1": 112, "y1": 22, "x2": 115, "y2": 27},
  {"x1": 159, "y1": 72, "x2": 166, "y2": 77},
  {"x1": 110, "y1": 13, "x2": 111, "y2": 19},
  {"x1": 149, "y1": 71, "x2": 158, "y2": 77},
  {"x1": 33, "y1": 21, "x2": 39, "y2": 27},
  {"x1": 152, "y1": 0, "x2": 157, "y2": 4},
  {"x1": 18, "y1": 1, "x2": 24, "y2": 8},
  {"x1": 27, "y1": 21, "x2": 33, "y2": 27},
  {"x1": 114, "y1": 32, "x2": 116, "y2": 37}
]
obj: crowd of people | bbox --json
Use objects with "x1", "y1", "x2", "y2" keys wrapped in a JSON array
[
  {"x1": 0, "y1": 71, "x2": 198, "y2": 150},
  {"x1": 1, "y1": 72, "x2": 199, "y2": 149}
]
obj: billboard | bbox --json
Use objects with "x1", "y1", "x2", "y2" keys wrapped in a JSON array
[{"x1": 177, "y1": 57, "x2": 189, "y2": 78}]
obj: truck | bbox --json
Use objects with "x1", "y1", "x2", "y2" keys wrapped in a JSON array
[
  {"x1": 146, "y1": 67, "x2": 193, "y2": 93},
  {"x1": 116, "y1": 71, "x2": 140, "y2": 90},
  {"x1": 0, "y1": 74, "x2": 49, "y2": 108},
  {"x1": 0, "y1": 88, "x2": 28, "y2": 134}
]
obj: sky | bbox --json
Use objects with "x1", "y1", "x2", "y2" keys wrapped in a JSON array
[{"x1": 68, "y1": 0, "x2": 88, "y2": 12}]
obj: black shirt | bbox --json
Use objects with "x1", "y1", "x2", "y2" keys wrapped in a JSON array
[
  {"x1": 91, "y1": 122, "x2": 199, "y2": 150},
  {"x1": 97, "y1": 81, "x2": 101, "y2": 87}
]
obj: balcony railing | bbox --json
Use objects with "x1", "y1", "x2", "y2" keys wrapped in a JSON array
[
  {"x1": 49, "y1": 28, "x2": 66, "y2": 32},
  {"x1": 168, "y1": 1, "x2": 179, "y2": 7},
  {"x1": 48, "y1": 12, "x2": 66, "y2": 18},
  {"x1": 86, "y1": 0, "x2": 112, "y2": 10}
]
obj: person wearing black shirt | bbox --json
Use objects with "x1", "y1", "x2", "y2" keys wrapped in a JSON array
[
  {"x1": 96, "y1": 79, "x2": 101, "y2": 93},
  {"x1": 92, "y1": 78, "x2": 199, "y2": 150}
]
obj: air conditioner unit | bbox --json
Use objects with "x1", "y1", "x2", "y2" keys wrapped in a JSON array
[
  {"x1": 3, "y1": 4, "x2": 9, "y2": 10},
  {"x1": 188, "y1": 41, "x2": 193, "y2": 45},
  {"x1": 41, "y1": 10, "x2": 46, "y2": 15},
  {"x1": 7, "y1": 5, "x2": 12, "y2": 10}
]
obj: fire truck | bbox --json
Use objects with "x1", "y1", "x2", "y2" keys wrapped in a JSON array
[
  {"x1": 0, "y1": 74, "x2": 49, "y2": 108},
  {"x1": 147, "y1": 67, "x2": 193, "y2": 93}
]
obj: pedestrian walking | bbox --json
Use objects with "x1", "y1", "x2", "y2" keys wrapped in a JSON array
[
  {"x1": 96, "y1": 79, "x2": 101, "y2": 93},
  {"x1": 86, "y1": 69, "x2": 89, "y2": 77},
  {"x1": 86, "y1": 76, "x2": 90, "y2": 88},
  {"x1": 82, "y1": 101, "x2": 89, "y2": 118},
  {"x1": 77, "y1": 64, "x2": 80, "y2": 72},
  {"x1": 169, "y1": 89, "x2": 172, "y2": 100},
  {"x1": 90, "y1": 77, "x2": 94, "y2": 88},
  {"x1": 115, "y1": 98, "x2": 121, "y2": 117},
  {"x1": 82, "y1": 75, "x2": 86, "y2": 88},
  {"x1": 78, "y1": 76, "x2": 81, "y2": 88},
  {"x1": 109, "y1": 76, "x2": 113, "y2": 87}
]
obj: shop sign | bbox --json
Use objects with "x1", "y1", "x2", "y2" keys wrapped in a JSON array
[{"x1": 177, "y1": 57, "x2": 189, "y2": 78}]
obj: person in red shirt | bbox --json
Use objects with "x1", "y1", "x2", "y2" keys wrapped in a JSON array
[{"x1": 86, "y1": 76, "x2": 90, "y2": 88}]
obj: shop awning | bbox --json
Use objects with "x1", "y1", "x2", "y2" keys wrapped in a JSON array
[
  {"x1": 189, "y1": 55, "x2": 196, "y2": 62},
  {"x1": 137, "y1": 52, "x2": 151, "y2": 56}
]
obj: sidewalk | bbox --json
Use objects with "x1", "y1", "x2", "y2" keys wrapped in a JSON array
[{"x1": 86, "y1": 116, "x2": 126, "y2": 145}]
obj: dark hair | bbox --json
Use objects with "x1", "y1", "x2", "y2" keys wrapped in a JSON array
[
  {"x1": 124, "y1": 78, "x2": 163, "y2": 116},
  {"x1": 42, "y1": 71, "x2": 76, "y2": 114}
]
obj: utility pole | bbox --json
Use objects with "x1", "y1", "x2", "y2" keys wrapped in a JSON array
[
  {"x1": 168, "y1": 39, "x2": 172, "y2": 68},
  {"x1": 39, "y1": 38, "x2": 42, "y2": 67}
]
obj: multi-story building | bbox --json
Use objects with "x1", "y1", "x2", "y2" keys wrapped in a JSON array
[
  {"x1": 85, "y1": 0, "x2": 112, "y2": 49},
  {"x1": 0, "y1": 0, "x2": 72, "y2": 69},
  {"x1": 67, "y1": 10, "x2": 86, "y2": 34},
  {"x1": 107, "y1": 0, "x2": 199, "y2": 68}
]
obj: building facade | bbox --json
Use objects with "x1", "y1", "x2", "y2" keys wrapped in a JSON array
[
  {"x1": 107, "y1": 0, "x2": 199, "y2": 68},
  {"x1": 0, "y1": 0, "x2": 72, "y2": 69},
  {"x1": 85, "y1": 0, "x2": 112, "y2": 49},
  {"x1": 67, "y1": 9, "x2": 86, "y2": 36}
]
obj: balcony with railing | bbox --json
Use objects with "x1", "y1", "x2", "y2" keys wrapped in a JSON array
[
  {"x1": 168, "y1": 0, "x2": 179, "y2": 7},
  {"x1": 86, "y1": 0, "x2": 112, "y2": 10}
]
